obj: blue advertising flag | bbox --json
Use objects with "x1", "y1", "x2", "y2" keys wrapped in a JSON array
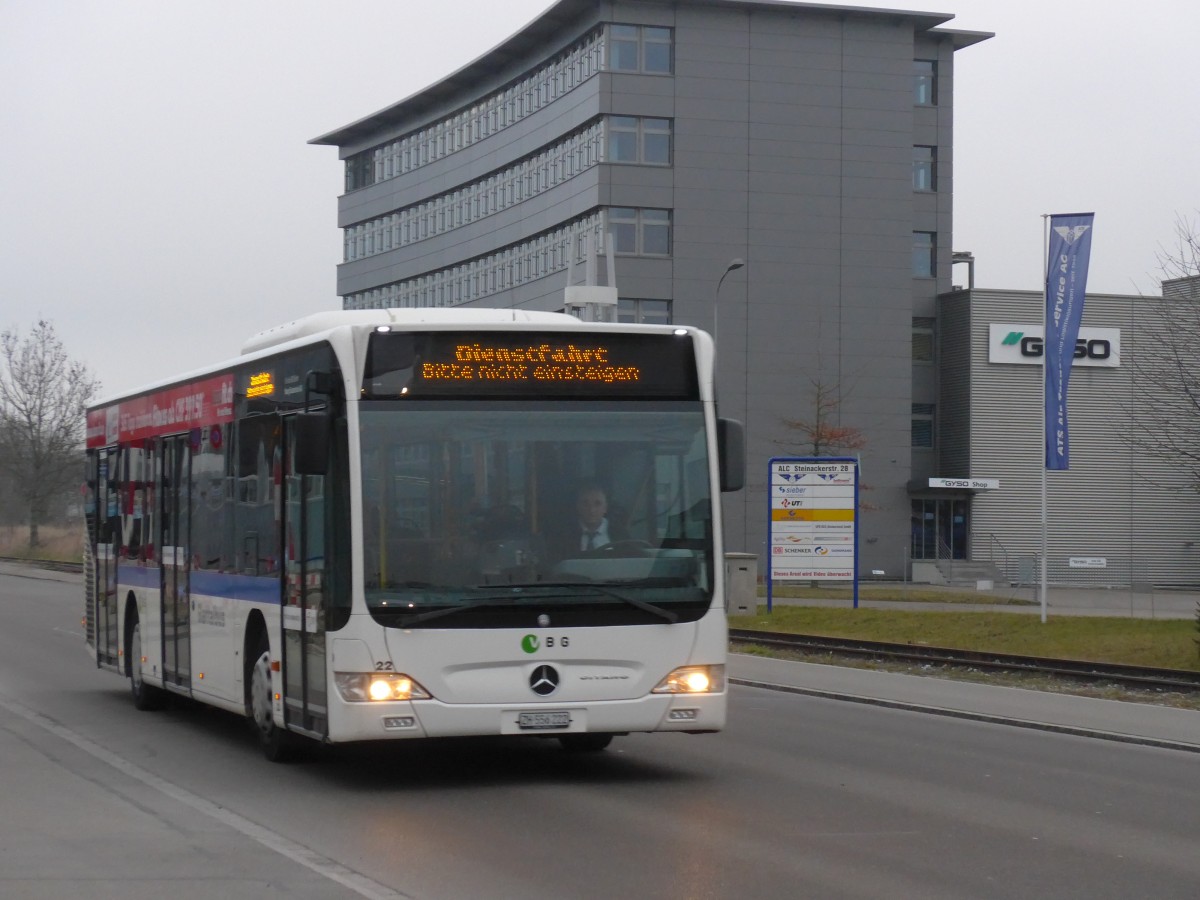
[{"x1": 1044, "y1": 212, "x2": 1095, "y2": 469}]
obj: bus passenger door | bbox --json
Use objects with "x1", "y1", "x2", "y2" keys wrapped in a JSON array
[
  {"x1": 89, "y1": 448, "x2": 120, "y2": 668},
  {"x1": 280, "y1": 418, "x2": 328, "y2": 738},
  {"x1": 160, "y1": 434, "x2": 191, "y2": 690}
]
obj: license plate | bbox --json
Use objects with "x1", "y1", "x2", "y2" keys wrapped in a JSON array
[{"x1": 518, "y1": 711, "x2": 571, "y2": 730}]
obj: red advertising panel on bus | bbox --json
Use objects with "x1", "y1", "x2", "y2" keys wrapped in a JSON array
[{"x1": 87, "y1": 374, "x2": 235, "y2": 448}]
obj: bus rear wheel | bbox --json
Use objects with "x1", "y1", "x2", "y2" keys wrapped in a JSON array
[{"x1": 248, "y1": 636, "x2": 293, "y2": 762}]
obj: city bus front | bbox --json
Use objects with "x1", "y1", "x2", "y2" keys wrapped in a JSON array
[{"x1": 331, "y1": 326, "x2": 734, "y2": 748}]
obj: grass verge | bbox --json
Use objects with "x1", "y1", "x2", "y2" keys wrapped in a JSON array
[
  {"x1": 0, "y1": 524, "x2": 84, "y2": 564},
  {"x1": 729, "y1": 605, "x2": 1200, "y2": 672},
  {"x1": 762, "y1": 583, "x2": 1037, "y2": 605}
]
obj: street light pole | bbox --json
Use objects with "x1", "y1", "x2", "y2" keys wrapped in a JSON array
[{"x1": 714, "y1": 257, "x2": 745, "y2": 361}]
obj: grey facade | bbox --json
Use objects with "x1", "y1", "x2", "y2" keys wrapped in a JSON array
[
  {"x1": 936, "y1": 286, "x2": 1200, "y2": 588},
  {"x1": 311, "y1": 0, "x2": 990, "y2": 577}
]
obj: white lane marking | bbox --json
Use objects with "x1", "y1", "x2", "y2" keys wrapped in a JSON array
[{"x1": 0, "y1": 693, "x2": 412, "y2": 900}]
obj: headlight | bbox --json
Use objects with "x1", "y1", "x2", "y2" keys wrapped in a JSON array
[
  {"x1": 652, "y1": 664, "x2": 725, "y2": 694},
  {"x1": 334, "y1": 672, "x2": 432, "y2": 702}
]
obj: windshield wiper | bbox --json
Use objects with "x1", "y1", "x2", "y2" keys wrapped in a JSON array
[
  {"x1": 499, "y1": 581, "x2": 680, "y2": 623},
  {"x1": 389, "y1": 581, "x2": 683, "y2": 627},
  {"x1": 392, "y1": 594, "x2": 522, "y2": 627}
]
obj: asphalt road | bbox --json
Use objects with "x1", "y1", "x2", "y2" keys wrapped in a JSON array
[{"x1": 2, "y1": 566, "x2": 1198, "y2": 899}]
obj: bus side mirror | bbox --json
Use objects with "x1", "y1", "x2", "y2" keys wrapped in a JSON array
[
  {"x1": 718, "y1": 418, "x2": 745, "y2": 493},
  {"x1": 292, "y1": 412, "x2": 331, "y2": 476}
]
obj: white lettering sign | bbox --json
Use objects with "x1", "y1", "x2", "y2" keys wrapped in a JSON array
[{"x1": 928, "y1": 478, "x2": 999, "y2": 490}]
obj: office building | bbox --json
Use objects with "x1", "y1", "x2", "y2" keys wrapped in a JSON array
[{"x1": 310, "y1": 0, "x2": 995, "y2": 579}]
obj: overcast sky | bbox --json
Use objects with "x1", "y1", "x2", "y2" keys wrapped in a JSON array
[{"x1": 2, "y1": 0, "x2": 1197, "y2": 399}]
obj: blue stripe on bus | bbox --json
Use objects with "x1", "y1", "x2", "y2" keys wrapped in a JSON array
[
  {"x1": 116, "y1": 565, "x2": 282, "y2": 605},
  {"x1": 118, "y1": 565, "x2": 161, "y2": 589}
]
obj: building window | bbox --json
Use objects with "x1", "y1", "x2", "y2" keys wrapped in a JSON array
[
  {"x1": 912, "y1": 317, "x2": 934, "y2": 362},
  {"x1": 347, "y1": 153, "x2": 375, "y2": 191},
  {"x1": 610, "y1": 208, "x2": 671, "y2": 256},
  {"x1": 343, "y1": 214, "x2": 606, "y2": 311},
  {"x1": 341, "y1": 29, "x2": 605, "y2": 192},
  {"x1": 913, "y1": 145, "x2": 936, "y2": 191},
  {"x1": 642, "y1": 27, "x2": 672, "y2": 73},
  {"x1": 912, "y1": 231, "x2": 935, "y2": 278},
  {"x1": 914, "y1": 59, "x2": 937, "y2": 106},
  {"x1": 609, "y1": 24, "x2": 673, "y2": 74},
  {"x1": 912, "y1": 403, "x2": 935, "y2": 448},
  {"x1": 342, "y1": 122, "x2": 605, "y2": 263},
  {"x1": 607, "y1": 116, "x2": 672, "y2": 165},
  {"x1": 642, "y1": 118, "x2": 671, "y2": 163},
  {"x1": 618, "y1": 298, "x2": 671, "y2": 324}
]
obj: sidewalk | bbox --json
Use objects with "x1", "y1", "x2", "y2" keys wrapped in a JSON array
[
  {"x1": 741, "y1": 582, "x2": 1200, "y2": 751},
  {"x1": 0, "y1": 559, "x2": 79, "y2": 584},
  {"x1": 765, "y1": 582, "x2": 1199, "y2": 619},
  {"x1": 728, "y1": 652, "x2": 1200, "y2": 753}
]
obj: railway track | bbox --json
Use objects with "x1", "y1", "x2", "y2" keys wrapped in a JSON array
[
  {"x1": 0, "y1": 556, "x2": 83, "y2": 574},
  {"x1": 730, "y1": 628, "x2": 1200, "y2": 694}
]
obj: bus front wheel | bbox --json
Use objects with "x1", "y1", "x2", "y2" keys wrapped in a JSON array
[
  {"x1": 248, "y1": 636, "x2": 292, "y2": 762},
  {"x1": 128, "y1": 619, "x2": 165, "y2": 711}
]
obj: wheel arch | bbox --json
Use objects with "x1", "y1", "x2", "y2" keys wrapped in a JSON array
[
  {"x1": 242, "y1": 610, "x2": 269, "y2": 704},
  {"x1": 122, "y1": 591, "x2": 139, "y2": 678}
]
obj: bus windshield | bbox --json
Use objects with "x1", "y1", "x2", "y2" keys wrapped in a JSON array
[{"x1": 359, "y1": 401, "x2": 714, "y2": 627}]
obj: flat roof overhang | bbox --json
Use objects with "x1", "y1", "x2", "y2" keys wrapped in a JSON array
[{"x1": 309, "y1": 0, "x2": 989, "y2": 150}]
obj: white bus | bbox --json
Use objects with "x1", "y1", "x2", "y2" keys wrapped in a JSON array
[{"x1": 83, "y1": 309, "x2": 744, "y2": 760}]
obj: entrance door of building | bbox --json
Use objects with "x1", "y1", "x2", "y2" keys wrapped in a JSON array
[{"x1": 910, "y1": 497, "x2": 968, "y2": 560}]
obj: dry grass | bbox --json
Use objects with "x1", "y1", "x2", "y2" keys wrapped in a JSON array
[{"x1": 0, "y1": 523, "x2": 84, "y2": 562}]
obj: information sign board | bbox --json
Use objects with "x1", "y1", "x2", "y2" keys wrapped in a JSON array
[{"x1": 766, "y1": 457, "x2": 859, "y2": 610}]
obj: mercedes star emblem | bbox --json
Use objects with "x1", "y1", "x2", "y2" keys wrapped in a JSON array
[{"x1": 529, "y1": 664, "x2": 559, "y2": 696}]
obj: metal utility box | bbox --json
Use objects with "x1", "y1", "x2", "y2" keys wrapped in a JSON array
[{"x1": 724, "y1": 553, "x2": 758, "y2": 615}]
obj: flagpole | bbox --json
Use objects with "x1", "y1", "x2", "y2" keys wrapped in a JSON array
[
  {"x1": 1041, "y1": 211, "x2": 1094, "y2": 624},
  {"x1": 1040, "y1": 214, "x2": 1049, "y2": 624}
]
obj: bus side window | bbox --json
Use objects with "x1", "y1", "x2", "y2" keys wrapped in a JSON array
[{"x1": 236, "y1": 416, "x2": 281, "y2": 577}]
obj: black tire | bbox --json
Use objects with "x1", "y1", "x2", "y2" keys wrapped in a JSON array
[
  {"x1": 558, "y1": 733, "x2": 614, "y2": 753},
  {"x1": 247, "y1": 634, "x2": 293, "y2": 762},
  {"x1": 128, "y1": 619, "x2": 166, "y2": 711}
]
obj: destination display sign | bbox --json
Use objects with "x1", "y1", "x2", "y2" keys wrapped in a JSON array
[{"x1": 364, "y1": 331, "x2": 699, "y2": 399}]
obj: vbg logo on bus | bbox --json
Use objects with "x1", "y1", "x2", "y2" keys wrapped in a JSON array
[{"x1": 522, "y1": 634, "x2": 571, "y2": 653}]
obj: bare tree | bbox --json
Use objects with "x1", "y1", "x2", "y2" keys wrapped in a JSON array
[
  {"x1": 1126, "y1": 215, "x2": 1200, "y2": 488},
  {"x1": 778, "y1": 373, "x2": 868, "y2": 457},
  {"x1": 0, "y1": 320, "x2": 99, "y2": 549},
  {"x1": 1157, "y1": 212, "x2": 1200, "y2": 282}
]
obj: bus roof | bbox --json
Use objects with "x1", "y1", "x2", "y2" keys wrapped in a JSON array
[
  {"x1": 90, "y1": 307, "x2": 707, "y2": 411},
  {"x1": 240, "y1": 308, "x2": 579, "y2": 355}
]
